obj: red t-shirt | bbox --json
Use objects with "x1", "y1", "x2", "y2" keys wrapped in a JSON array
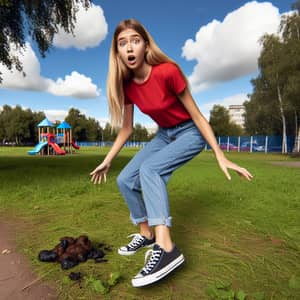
[{"x1": 123, "y1": 62, "x2": 191, "y2": 127}]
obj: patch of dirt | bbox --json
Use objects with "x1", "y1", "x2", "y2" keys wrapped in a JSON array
[
  {"x1": 0, "y1": 221, "x2": 57, "y2": 300},
  {"x1": 270, "y1": 161, "x2": 300, "y2": 168}
]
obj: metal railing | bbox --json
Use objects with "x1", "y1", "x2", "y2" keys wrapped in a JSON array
[{"x1": 77, "y1": 135, "x2": 297, "y2": 153}]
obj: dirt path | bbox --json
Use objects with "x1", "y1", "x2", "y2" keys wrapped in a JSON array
[
  {"x1": 270, "y1": 161, "x2": 300, "y2": 168},
  {"x1": 0, "y1": 222, "x2": 57, "y2": 300}
]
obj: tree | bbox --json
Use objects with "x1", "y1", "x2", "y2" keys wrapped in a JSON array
[
  {"x1": 103, "y1": 123, "x2": 117, "y2": 142},
  {"x1": 0, "y1": 105, "x2": 44, "y2": 144},
  {"x1": 0, "y1": 0, "x2": 92, "y2": 82},
  {"x1": 209, "y1": 105, "x2": 243, "y2": 137},
  {"x1": 85, "y1": 117, "x2": 102, "y2": 141},
  {"x1": 292, "y1": 0, "x2": 300, "y2": 12},
  {"x1": 244, "y1": 78, "x2": 282, "y2": 136},
  {"x1": 65, "y1": 108, "x2": 88, "y2": 141},
  {"x1": 258, "y1": 34, "x2": 290, "y2": 153},
  {"x1": 209, "y1": 105, "x2": 230, "y2": 137},
  {"x1": 245, "y1": 5, "x2": 300, "y2": 153},
  {"x1": 228, "y1": 122, "x2": 244, "y2": 137},
  {"x1": 31, "y1": 110, "x2": 46, "y2": 143},
  {"x1": 280, "y1": 11, "x2": 300, "y2": 152},
  {"x1": 132, "y1": 123, "x2": 148, "y2": 142},
  {"x1": 0, "y1": 105, "x2": 12, "y2": 143}
]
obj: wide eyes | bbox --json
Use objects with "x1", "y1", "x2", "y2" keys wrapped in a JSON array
[
  {"x1": 118, "y1": 40, "x2": 127, "y2": 48},
  {"x1": 118, "y1": 37, "x2": 141, "y2": 48},
  {"x1": 132, "y1": 38, "x2": 140, "y2": 45}
]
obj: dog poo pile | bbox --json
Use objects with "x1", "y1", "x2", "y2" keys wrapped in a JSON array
[{"x1": 38, "y1": 235, "x2": 111, "y2": 270}]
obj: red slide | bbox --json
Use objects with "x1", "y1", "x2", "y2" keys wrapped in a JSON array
[
  {"x1": 71, "y1": 141, "x2": 80, "y2": 150},
  {"x1": 49, "y1": 142, "x2": 66, "y2": 155}
]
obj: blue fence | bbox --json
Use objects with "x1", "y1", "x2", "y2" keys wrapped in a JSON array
[
  {"x1": 77, "y1": 135, "x2": 297, "y2": 153},
  {"x1": 207, "y1": 135, "x2": 295, "y2": 153},
  {"x1": 77, "y1": 141, "x2": 147, "y2": 148}
]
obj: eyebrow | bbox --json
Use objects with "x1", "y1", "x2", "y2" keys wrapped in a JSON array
[{"x1": 117, "y1": 34, "x2": 141, "y2": 41}]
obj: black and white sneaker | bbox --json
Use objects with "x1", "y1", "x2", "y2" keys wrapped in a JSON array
[
  {"x1": 132, "y1": 244, "x2": 185, "y2": 287},
  {"x1": 118, "y1": 233, "x2": 155, "y2": 256}
]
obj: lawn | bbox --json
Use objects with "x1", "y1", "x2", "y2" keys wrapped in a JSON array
[{"x1": 0, "y1": 147, "x2": 299, "y2": 300}]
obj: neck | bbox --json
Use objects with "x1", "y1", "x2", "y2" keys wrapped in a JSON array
[{"x1": 133, "y1": 62, "x2": 152, "y2": 83}]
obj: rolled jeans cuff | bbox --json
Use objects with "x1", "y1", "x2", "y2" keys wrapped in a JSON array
[
  {"x1": 130, "y1": 215, "x2": 148, "y2": 225},
  {"x1": 148, "y1": 217, "x2": 172, "y2": 227}
]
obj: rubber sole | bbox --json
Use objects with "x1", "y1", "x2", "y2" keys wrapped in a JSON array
[{"x1": 131, "y1": 254, "x2": 185, "y2": 287}]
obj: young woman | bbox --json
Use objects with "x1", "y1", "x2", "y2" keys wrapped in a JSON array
[{"x1": 90, "y1": 19, "x2": 253, "y2": 287}]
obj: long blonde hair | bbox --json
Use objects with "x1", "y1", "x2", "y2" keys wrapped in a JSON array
[{"x1": 107, "y1": 19, "x2": 188, "y2": 128}]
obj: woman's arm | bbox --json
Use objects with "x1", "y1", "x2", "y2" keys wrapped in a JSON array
[
  {"x1": 103, "y1": 103, "x2": 134, "y2": 164},
  {"x1": 178, "y1": 88, "x2": 253, "y2": 181},
  {"x1": 90, "y1": 104, "x2": 134, "y2": 184}
]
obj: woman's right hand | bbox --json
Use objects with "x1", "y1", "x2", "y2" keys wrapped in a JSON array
[{"x1": 90, "y1": 161, "x2": 111, "y2": 184}]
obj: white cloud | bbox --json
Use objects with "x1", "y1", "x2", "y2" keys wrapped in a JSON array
[
  {"x1": 44, "y1": 110, "x2": 68, "y2": 122},
  {"x1": 53, "y1": 4, "x2": 108, "y2": 50},
  {"x1": 97, "y1": 117, "x2": 109, "y2": 127},
  {"x1": 182, "y1": 1, "x2": 285, "y2": 92},
  {"x1": 0, "y1": 42, "x2": 100, "y2": 98},
  {"x1": 0, "y1": 106, "x2": 67, "y2": 122},
  {"x1": 200, "y1": 93, "x2": 248, "y2": 120},
  {"x1": 0, "y1": 43, "x2": 48, "y2": 92},
  {"x1": 48, "y1": 71, "x2": 99, "y2": 98}
]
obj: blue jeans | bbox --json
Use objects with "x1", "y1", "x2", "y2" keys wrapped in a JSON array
[{"x1": 117, "y1": 120, "x2": 206, "y2": 227}]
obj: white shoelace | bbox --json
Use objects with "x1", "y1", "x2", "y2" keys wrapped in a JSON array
[
  {"x1": 142, "y1": 248, "x2": 162, "y2": 274},
  {"x1": 127, "y1": 233, "x2": 144, "y2": 249}
]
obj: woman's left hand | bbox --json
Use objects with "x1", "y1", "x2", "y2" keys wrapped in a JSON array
[{"x1": 216, "y1": 155, "x2": 253, "y2": 181}]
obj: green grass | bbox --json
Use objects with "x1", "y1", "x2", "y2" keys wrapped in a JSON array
[{"x1": 0, "y1": 147, "x2": 299, "y2": 300}]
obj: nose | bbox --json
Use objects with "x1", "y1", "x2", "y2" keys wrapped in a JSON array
[{"x1": 127, "y1": 41, "x2": 133, "y2": 52}]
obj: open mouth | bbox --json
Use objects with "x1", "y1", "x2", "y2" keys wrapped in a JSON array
[{"x1": 128, "y1": 55, "x2": 136, "y2": 62}]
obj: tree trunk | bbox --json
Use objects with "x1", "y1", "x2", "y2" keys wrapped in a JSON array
[
  {"x1": 277, "y1": 85, "x2": 287, "y2": 153},
  {"x1": 293, "y1": 112, "x2": 300, "y2": 152},
  {"x1": 296, "y1": 127, "x2": 300, "y2": 152}
]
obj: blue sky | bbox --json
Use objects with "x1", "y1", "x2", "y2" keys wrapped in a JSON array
[{"x1": 0, "y1": 0, "x2": 291, "y2": 129}]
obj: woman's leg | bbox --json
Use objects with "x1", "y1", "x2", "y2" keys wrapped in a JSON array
[
  {"x1": 154, "y1": 225, "x2": 173, "y2": 251},
  {"x1": 139, "y1": 221, "x2": 152, "y2": 239},
  {"x1": 131, "y1": 122, "x2": 206, "y2": 287},
  {"x1": 116, "y1": 130, "x2": 168, "y2": 228},
  {"x1": 139, "y1": 122, "x2": 206, "y2": 249}
]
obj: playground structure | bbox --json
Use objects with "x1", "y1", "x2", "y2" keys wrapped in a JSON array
[{"x1": 28, "y1": 118, "x2": 80, "y2": 156}]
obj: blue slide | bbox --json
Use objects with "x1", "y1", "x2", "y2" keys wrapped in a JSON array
[{"x1": 28, "y1": 141, "x2": 48, "y2": 155}]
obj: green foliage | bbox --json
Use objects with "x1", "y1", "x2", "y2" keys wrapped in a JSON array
[
  {"x1": 206, "y1": 280, "x2": 247, "y2": 300},
  {"x1": 292, "y1": 0, "x2": 300, "y2": 12},
  {"x1": 0, "y1": 105, "x2": 154, "y2": 144},
  {"x1": 0, "y1": 104, "x2": 45, "y2": 144},
  {"x1": 245, "y1": 9, "x2": 300, "y2": 147},
  {"x1": 84, "y1": 272, "x2": 121, "y2": 295},
  {"x1": 85, "y1": 275, "x2": 109, "y2": 294},
  {"x1": 236, "y1": 290, "x2": 247, "y2": 300},
  {"x1": 289, "y1": 274, "x2": 300, "y2": 289},
  {"x1": 252, "y1": 292, "x2": 265, "y2": 300},
  {"x1": 101, "y1": 121, "x2": 153, "y2": 142},
  {"x1": 65, "y1": 108, "x2": 102, "y2": 142},
  {"x1": 0, "y1": 0, "x2": 92, "y2": 82},
  {"x1": 107, "y1": 271, "x2": 122, "y2": 287},
  {"x1": 131, "y1": 123, "x2": 149, "y2": 142},
  {"x1": 244, "y1": 82, "x2": 281, "y2": 135},
  {"x1": 210, "y1": 105, "x2": 231, "y2": 137},
  {"x1": 209, "y1": 105, "x2": 243, "y2": 137},
  {"x1": 102, "y1": 122, "x2": 117, "y2": 141}
]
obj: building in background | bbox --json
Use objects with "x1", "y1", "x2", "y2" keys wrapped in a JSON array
[{"x1": 228, "y1": 105, "x2": 245, "y2": 127}]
